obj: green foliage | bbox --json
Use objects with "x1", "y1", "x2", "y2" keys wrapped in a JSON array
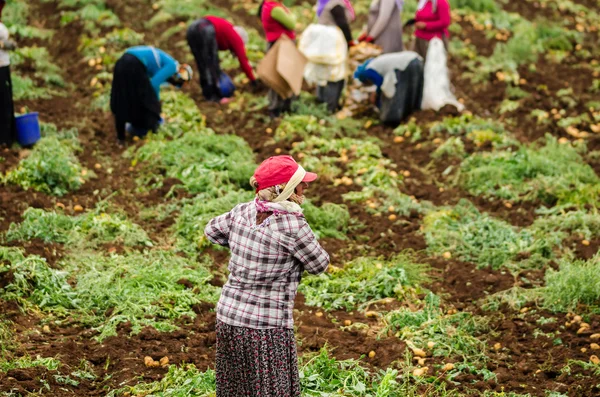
[
  {"x1": 542, "y1": 255, "x2": 600, "y2": 312},
  {"x1": 131, "y1": 129, "x2": 255, "y2": 194},
  {"x1": 108, "y1": 365, "x2": 216, "y2": 397},
  {"x1": 531, "y1": 209, "x2": 600, "y2": 240},
  {"x1": 431, "y1": 114, "x2": 506, "y2": 137},
  {"x1": 432, "y1": 137, "x2": 466, "y2": 160},
  {"x1": 384, "y1": 293, "x2": 488, "y2": 362},
  {"x1": 176, "y1": 190, "x2": 255, "y2": 252},
  {"x1": 58, "y1": 0, "x2": 120, "y2": 33},
  {"x1": 3, "y1": 136, "x2": 86, "y2": 196},
  {"x1": 147, "y1": 0, "x2": 226, "y2": 27},
  {"x1": 0, "y1": 247, "x2": 220, "y2": 340},
  {"x1": 276, "y1": 114, "x2": 364, "y2": 142},
  {"x1": 11, "y1": 47, "x2": 65, "y2": 99},
  {"x1": 300, "y1": 254, "x2": 429, "y2": 311},
  {"x1": 3, "y1": 0, "x2": 54, "y2": 39},
  {"x1": 303, "y1": 202, "x2": 350, "y2": 240},
  {"x1": 450, "y1": 0, "x2": 499, "y2": 13},
  {"x1": 0, "y1": 355, "x2": 61, "y2": 372},
  {"x1": 459, "y1": 136, "x2": 600, "y2": 207},
  {"x1": 468, "y1": 20, "x2": 582, "y2": 83},
  {"x1": 423, "y1": 200, "x2": 554, "y2": 269},
  {"x1": 300, "y1": 348, "x2": 374, "y2": 396},
  {"x1": 6, "y1": 207, "x2": 152, "y2": 248}
]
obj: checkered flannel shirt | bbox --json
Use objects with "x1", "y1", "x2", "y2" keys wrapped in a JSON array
[{"x1": 205, "y1": 201, "x2": 330, "y2": 329}]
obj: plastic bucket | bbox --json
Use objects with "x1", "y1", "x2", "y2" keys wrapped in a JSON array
[
  {"x1": 218, "y1": 72, "x2": 236, "y2": 98},
  {"x1": 15, "y1": 112, "x2": 41, "y2": 146}
]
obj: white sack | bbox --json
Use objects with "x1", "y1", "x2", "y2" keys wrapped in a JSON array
[
  {"x1": 299, "y1": 24, "x2": 348, "y2": 86},
  {"x1": 421, "y1": 38, "x2": 465, "y2": 111}
]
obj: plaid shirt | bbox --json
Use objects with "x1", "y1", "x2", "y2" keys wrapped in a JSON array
[{"x1": 205, "y1": 201, "x2": 329, "y2": 329}]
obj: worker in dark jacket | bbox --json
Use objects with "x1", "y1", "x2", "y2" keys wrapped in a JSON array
[
  {"x1": 187, "y1": 16, "x2": 256, "y2": 102},
  {"x1": 110, "y1": 46, "x2": 192, "y2": 145},
  {"x1": 354, "y1": 51, "x2": 424, "y2": 126},
  {"x1": 0, "y1": 0, "x2": 17, "y2": 146}
]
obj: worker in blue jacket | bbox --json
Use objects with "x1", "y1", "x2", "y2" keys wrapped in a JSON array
[{"x1": 110, "y1": 46, "x2": 192, "y2": 145}]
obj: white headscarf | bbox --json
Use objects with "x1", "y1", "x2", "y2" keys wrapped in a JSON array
[{"x1": 417, "y1": 0, "x2": 437, "y2": 11}]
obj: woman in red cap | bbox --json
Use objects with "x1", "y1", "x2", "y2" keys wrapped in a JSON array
[
  {"x1": 205, "y1": 155, "x2": 329, "y2": 397},
  {"x1": 0, "y1": 0, "x2": 18, "y2": 146}
]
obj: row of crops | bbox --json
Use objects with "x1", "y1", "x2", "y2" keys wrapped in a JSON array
[{"x1": 1, "y1": 0, "x2": 600, "y2": 396}]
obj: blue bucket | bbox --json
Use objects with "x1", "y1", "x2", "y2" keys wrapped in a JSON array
[
  {"x1": 15, "y1": 112, "x2": 41, "y2": 146},
  {"x1": 218, "y1": 72, "x2": 236, "y2": 98}
]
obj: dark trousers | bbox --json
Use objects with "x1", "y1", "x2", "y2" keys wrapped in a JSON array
[
  {"x1": 110, "y1": 54, "x2": 161, "y2": 141},
  {"x1": 187, "y1": 19, "x2": 222, "y2": 101},
  {"x1": 379, "y1": 58, "x2": 424, "y2": 126},
  {"x1": 317, "y1": 80, "x2": 345, "y2": 113},
  {"x1": 0, "y1": 65, "x2": 16, "y2": 146}
]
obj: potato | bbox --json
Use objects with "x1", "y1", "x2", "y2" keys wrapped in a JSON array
[
  {"x1": 368, "y1": 351, "x2": 376, "y2": 359},
  {"x1": 56, "y1": 202, "x2": 66, "y2": 209},
  {"x1": 393, "y1": 136, "x2": 404, "y2": 143},
  {"x1": 343, "y1": 320, "x2": 352, "y2": 327},
  {"x1": 427, "y1": 342, "x2": 435, "y2": 349},
  {"x1": 159, "y1": 356, "x2": 169, "y2": 367},
  {"x1": 94, "y1": 163, "x2": 102, "y2": 170},
  {"x1": 442, "y1": 363, "x2": 454, "y2": 371},
  {"x1": 388, "y1": 214, "x2": 397, "y2": 221},
  {"x1": 442, "y1": 252, "x2": 452, "y2": 259},
  {"x1": 590, "y1": 355, "x2": 600, "y2": 365},
  {"x1": 412, "y1": 348, "x2": 427, "y2": 358},
  {"x1": 315, "y1": 312, "x2": 323, "y2": 318},
  {"x1": 365, "y1": 311, "x2": 379, "y2": 318},
  {"x1": 144, "y1": 356, "x2": 154, "y2": 367},
  {"x1": 413, "y1": 367, "x2": 428, "y2": 376},
  {"x1": 493, "y1": 343, "x2": 502, "y2": 351},
  {"x1": 74, "y1": 205, "x2": 84, "y2": 212},
  {"x1": 591, "y1": 334, "x2": 600, "y2": 340},
  {"x1": 590, "y1": 343, "x2": 599, "y2": 350}
]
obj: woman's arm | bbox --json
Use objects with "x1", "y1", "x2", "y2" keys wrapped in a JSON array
[
  {"x1": 367, "y1": 0, "x2": 396, "y2": 39},
  {"x1": 230, "y1": 35, "x2": 256, "y2": 81},
  {"x1": 293, "y1": 223, "x2": 329, "y2": 274},
  {"x1": 421, "y1": 0, "x2": 450, "y2": 31},
  {"x1": 271, "y1": 7, "x2": 296, "y2": 31},
  {"x1": 330, "y1": 5, "x2": 352, "y2": 45},
  {"x1": 205, "y1": 211, "x2": 233, "y2": 247},
  {"x1": 150, "y1": 52, "x2": 178, "y2": 95}
]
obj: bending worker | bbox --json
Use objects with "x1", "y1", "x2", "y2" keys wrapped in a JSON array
[
  {"x1": 110, "y1": 46, "x2": 192, "y2": 145},
  {"x1": 259, "y1": 0, "x2": 297, "y2": 118},
  {"x1": 354, "y1": 51, "x2": 424, "y2": 126},
  {"x1": 0, "y1": 0, "x2": 17, "y2": 146},
  {"x1": 187, "y1": 16, "x2": 256, "y2": 102}
]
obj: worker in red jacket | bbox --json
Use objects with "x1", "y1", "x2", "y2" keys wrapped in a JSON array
[
  {"x1": 413, "y1": 0, "x2": 451, "y2": 59},
  {"x1": 186, "y1": 16, "x2": 256, "y2": 102}
]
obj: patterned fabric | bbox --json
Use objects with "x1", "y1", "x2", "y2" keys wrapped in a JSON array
[
  {"x1": 205, "y1": 201, "x2": 329, "y2": 329},
  {"x1": 216, "y1": 320, "x2": 301, "y2": 397}
]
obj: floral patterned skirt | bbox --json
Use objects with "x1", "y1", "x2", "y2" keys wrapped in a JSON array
[{"x1": 216, "y1": 320, "x2": 301, "y2": 397}]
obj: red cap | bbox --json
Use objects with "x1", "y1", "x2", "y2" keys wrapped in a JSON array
[{"x1": 253, "y1": 155, "x2": 317, "y2": 191}]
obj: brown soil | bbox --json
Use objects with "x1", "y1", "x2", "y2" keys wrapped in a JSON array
[{"x1": 2, "y1": 0, "x2": 599, "y2": 395}]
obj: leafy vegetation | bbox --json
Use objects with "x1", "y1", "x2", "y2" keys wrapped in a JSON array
[
  {"x1": 3, "y1": 136, "x2": 87, "y2": 196},
  {"x1": 459, "y1": 136, "x2": 600, "y2": 207},
  {"x1": 0, "y1": 247, "x2": 220, "y2": 340},
  {"x1": 423, "y1": 200, "x2": 554, "y2": 270},
  {"x1": 300, "y1": 254, "x2": 429, "y2": 311},
  {"x1": 6, "y1": 206, "x2": 152, "y2": 248}
]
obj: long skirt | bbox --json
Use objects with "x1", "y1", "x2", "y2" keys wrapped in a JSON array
[
  {"x1": 413, "y1": 36, "x2": 449, "y2": 61},
  {"x1": 187, "y1": 19, "x2": 222, "y2": 101},
  {"x1": 266, "y1": 41, "x2": 294, "y2": 116},
  {"x1": 317, "y1": 80, "x2": 345, "y2": 113},
  {"x1": 0, "y1": 65, "x2": 16, "y2": 146},
  {"x1": 110, "y1": 53, "x2": 161, "y2": 141},
  {"x1": 216, "y1": 320, "x2": 301, "y2": 397},
  {"x1": 380, "y1": 58, "x2": 424, "y2": 126}
]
